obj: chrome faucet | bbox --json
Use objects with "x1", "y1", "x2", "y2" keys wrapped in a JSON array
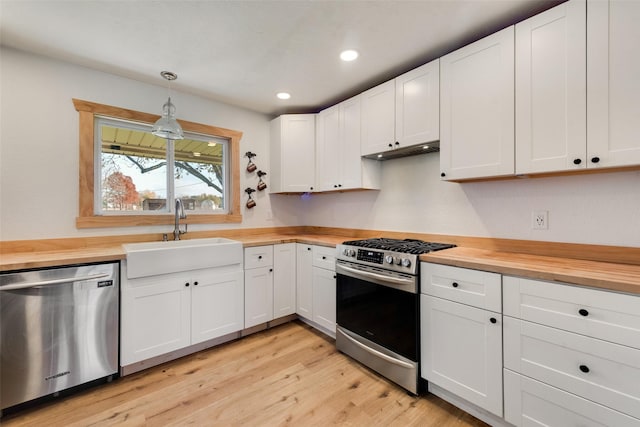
[{"x1": 173, "y1": 198, "x2": 187, "y2": 240}]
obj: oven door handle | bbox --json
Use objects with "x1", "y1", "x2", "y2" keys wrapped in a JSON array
[
  {"x1": 339, "y1": 329, "x2": 414, "y2": 370},
  {"x1": 337, "y1": 264, "x2": 414, "y2": 286}
]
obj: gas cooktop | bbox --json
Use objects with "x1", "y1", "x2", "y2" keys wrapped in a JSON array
[
  {"x1": 341, "y1": 238, "x2": 455, "y2": 255},
  {"x1": 337, "y1": 238, "x2": 456, "y2": 275}
]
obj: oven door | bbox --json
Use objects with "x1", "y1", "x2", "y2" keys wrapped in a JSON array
[{"x1": 335, "y1": 260, "x2": 419, "y2": 362}]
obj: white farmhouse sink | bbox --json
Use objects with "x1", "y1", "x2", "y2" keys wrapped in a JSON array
[{"x1": 123, "y1": 237, "x2": 243, "y2": 279}]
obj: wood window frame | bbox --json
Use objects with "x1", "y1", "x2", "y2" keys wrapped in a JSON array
[{"x1": 73, "y1": 99, "x2": 242, "y2": 228}]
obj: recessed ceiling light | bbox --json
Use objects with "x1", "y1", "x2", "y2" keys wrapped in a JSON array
[
  {"x1": 276, "y1": 92, "x2": 291, "y2": 100},
  {"x1": 340, "y1": 49, "x2": 359, "y2": 62}
]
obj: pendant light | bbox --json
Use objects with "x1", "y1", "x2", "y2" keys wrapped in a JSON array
[{"x1": 151, "y1": 71, "x2": 184, "y2": 140}]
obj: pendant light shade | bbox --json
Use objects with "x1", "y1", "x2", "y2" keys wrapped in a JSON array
[{"x1": 152, "y1": 71, "x2": 184, "y2": 140}]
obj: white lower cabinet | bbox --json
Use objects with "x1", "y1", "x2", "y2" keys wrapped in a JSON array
[
  {"x1": 421, "y1": 295, "x2": 503, "y2": 417},
  {"x1": 244, "y1": 244, "x2": 296, "y2": 328},
  {"x1": 121, "y1": 265, "x2": 243, "y2": 366},
  {"x1": 503, "y1": 275, "x2": 640, "y2": 425},
  {"x1": 296, "y1": 244, "x2": 314, "y2": 320},
  {"x1": 420, "y1": 263, "x2": 503, "y2": 417},
  {"x1": 312, "y1": 265, "x2": 336, "y2": 334},
  {"x1": 504, "y1": 369, "x2": 640, "y2": 427},
  {"x1": 296, "y1": 244, "x2": 336, "y2": 336}
]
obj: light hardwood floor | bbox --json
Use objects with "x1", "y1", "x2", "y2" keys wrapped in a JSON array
[{"x1": 2, "y1": 321, "x2": 488, "y2": 426}]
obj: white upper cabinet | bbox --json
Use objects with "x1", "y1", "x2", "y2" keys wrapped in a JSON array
[
  {"x1": 316, "y1": 95, "x2": 380, "y2": 191},
  {"x1": 361, "y1": 59, "x2": 440, "y2": 157},
  {"x1": 361, "y1": 80, "x2": 396, "y2": 156},
  {"x1": 395, "y1": 59, "x2": 440, "y2": 147},
  {"x1": 270, "y1": 114, "x2": 316, "y2": 193},
  {"x1": 587, "y1": 0, "x2": 640, "y2": 168},
  {"x1": 516, "y1": 0, "x2": 586, "y2": 174},
  {"x1": 440, "y1": 27, "x2": 515, "y2": 181}
]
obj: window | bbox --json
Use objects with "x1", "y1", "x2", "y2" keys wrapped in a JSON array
[{"x1": 74, "y1": 99, "x2": 242, "y2": 228}]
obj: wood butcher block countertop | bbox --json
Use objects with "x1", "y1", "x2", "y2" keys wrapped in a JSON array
[
  {"x1": 2, "y1": 231, "x2": 639, "y2": 296},
  {"x1": 421, "y1": 247, "x2": 640, "y2": 295}
]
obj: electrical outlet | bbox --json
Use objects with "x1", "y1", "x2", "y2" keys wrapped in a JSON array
[{"x1": 532, "y1": 210, "x2": 548, "y2": 230}]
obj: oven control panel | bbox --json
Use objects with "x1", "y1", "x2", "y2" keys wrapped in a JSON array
[
  {"x1": 337, "y1": 244, "x2": 419, "y2": 275},
  {"x1": 357, "y1": 249, "x2": 384, "y2": 264}
]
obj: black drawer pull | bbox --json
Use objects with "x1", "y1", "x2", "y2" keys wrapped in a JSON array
[
  {"x1": 307, "y1": 247, "x2": 311, "y2": 251},
  {"x1": 579, "y1": 365, "x2": 590, "y2": 373},
  {"x1": 591, "y1": 156, "x2": 600, "y2": 164},
  {"x1": 185, "y1": 282, "x2": 190, "y2": 287},
  {"x1": 578, "y1": 308, "x2": 589, "y2": 317},
  {"x1": 258, "y1": 255, "x2": 262, "y2": 260},
  {"x1": 452, "y1": 282, "x2": 459, "y2": 288},
  {"x1": 490, "y1": 317, "x2": 497, "y2": 324},
  {"x1": 269, "y1": 268, "x2": 273, "y2": 272},
  {"x1": 333, "y1": 275, "x2": 337, "y2": 279},
  {"x1": 194, "y1": 281, "x2": 198, "y2": 286},
  {"x1": 322, "y1": 256, "x2": 326, "y2": 260},
  {"x1": 440, "y1": 172, "x2": 446, "y2": 177},
  {"x1": 573, "y1": 158, "x2": 582, "y2": 165}
]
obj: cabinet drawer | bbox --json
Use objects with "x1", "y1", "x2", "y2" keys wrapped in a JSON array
[
  {"x1": 504, "y1": 369, "x2": 640, "y2": 427},
  {"x1": 312, "y1": 245, "x2": 336, "y2": 270},
  {"x1": 504, "y1": 317, "x2": 640, "y2": 419},
  {"x1": 244, "y1": 245, "x2": 273, "y2": 270},
  {"x1": 421, "y1": 263, "x2": 501, "y2": 312},
  {"x1": 503, "y1": 276, "x2": 640, "y2": 349}
]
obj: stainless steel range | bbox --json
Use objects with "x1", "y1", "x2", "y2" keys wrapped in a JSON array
[{"x1": 335, "y1": 238, "x2": 455, "y2": 394}]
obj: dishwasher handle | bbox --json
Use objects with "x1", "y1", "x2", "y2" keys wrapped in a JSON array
[{"x1": 0, "y1": 272, "x2": 111, "y2": 291}]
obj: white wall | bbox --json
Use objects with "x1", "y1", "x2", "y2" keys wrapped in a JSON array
[
  {"x1": 283, "y1": 153, "x2": 640, "y2": 247},
  {"x1": 0, "y1": 48, "x2": 301, "y2": 240},
  {"x1": 2, "y1": 48, "x2": 639, "y2": 247}
]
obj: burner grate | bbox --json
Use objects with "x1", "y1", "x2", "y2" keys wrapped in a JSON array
[{"x1": 341, "y1": 238, "x2": 455, "y2": 254}]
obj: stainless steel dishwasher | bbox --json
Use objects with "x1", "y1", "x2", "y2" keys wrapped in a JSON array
[{"x1": 1, "y1": 262, "x2": 119, "y2": 411}]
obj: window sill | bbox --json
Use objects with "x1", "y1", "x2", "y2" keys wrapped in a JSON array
[{"x1": 76, "y1": 214, "x2": 242, "y2": 229}]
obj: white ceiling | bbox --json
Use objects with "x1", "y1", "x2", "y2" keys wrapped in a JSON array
[{"x1": 0, "y1": 0, "x2": 562, "y2": 116}]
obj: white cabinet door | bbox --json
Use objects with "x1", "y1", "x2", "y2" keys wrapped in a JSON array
[
  {"x1": 504, "y1": 369, "x2": 640, "y2": 427},
  {"x1": 588, "y1": 0, "x2": 640, "y2": 168},
  {"x1": 296, "y1": 244, "x2": 314, "y2": 320},
  {"x1": 395, "y1": 59, "x2": 440, "y2": 147},
  {"x1": 191, "y1": 269, "x2": 244, "y2": 345},
  {"x1": 273, "y1": 243, "x2": 296, "y2": 319},
  {"x1": 312, "y1": 266, "x2": 336, "y2": 334},
  {"x1": 361, "y1": 80, "x2": 396, "y2": 156},
  {"x1": 270, "y1": 114, "x2": 316, "y2": 193},
  {"x1": 244, "y1": 266, "x2": 273, "y2": 328},
  {"x1": 121, "y1": 273, "x2": 191, "y2": 365},
  {"x1": 420, "y1": 295, "x2": 503, "y2": 417},
  {"x1": 516, "y1": 0, "x2": 586, "y2": 174},
  {"x1": 440, "y1": 26, "x2": 515, "y2": 181},
  {"x1": 339, "y1": 95, "x2": 368, "y2": 190},
  {"x1": 316, "y1": 104, "x2": 341, "y2": 192}
]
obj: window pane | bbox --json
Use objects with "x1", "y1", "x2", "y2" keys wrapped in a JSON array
[
  {"x1": 98, "y1": 119, "x2": 169, "y2": 213},
  {"x1": 174, "y1": 136, "x2": 227, "y2": 213}
]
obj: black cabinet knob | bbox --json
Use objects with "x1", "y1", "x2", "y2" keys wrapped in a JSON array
[
  {"x1": 307, "y1": 247, "x2": 311, "y2": 251},
  {"x1": 591, "y1": 156, "x2": 600, "y2": 163},
  {"x1": 322, "y1": 256, "x2": 326, "y2": 260},
  {"x1": 333, "y1": 275, "x2": 337, "y2": 279},
  {"x1": 579, "y1": 365, "x2": 590, "y2": 373},
  {"x1": 338, "y1": 184, "x2": 342, "y2": 187},
  {"x1": 573, "y1": 158, "x2": 582, "y2": 165},
  {"x1": 269, "y1": 268, "x2": 273, "y2": 272},
  {"x1": 394, "y1": 141, "x2": 400, "y2": 146},
  {"x1": 452, "y1": 282, "x2": 459, "y2": 288},
  {"x1": 185, "y1": 282, "x2": 190, "y2": 287},
  {"x1": 388, "y1": 143, "x2": 393, "y2": 148},
  {"x1": 310, "y1": 187, "x2": 314, "y2": 190},
  {"x1": 258, "y1": 255, "x2": 262, "y2": 260},
  {"x1": 579, "y1": 308, "x2": 589, "y2": 317},
  {"x1": 194, "y1": 281, "x2": 199, "y2": 286},
  {"x1": 334, "y1": 185, "x2": 338, "y2": 188},
  {"x1": 490, "y1": 317, "x2": 497, "y2": 324},
  {"x1": 441, "y1": 172, "x2": 446, "y2": 177}
]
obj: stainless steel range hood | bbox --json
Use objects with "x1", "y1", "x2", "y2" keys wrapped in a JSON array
[{"x1": 362, "y1": 141, "x2": 440, "y2": 161}]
